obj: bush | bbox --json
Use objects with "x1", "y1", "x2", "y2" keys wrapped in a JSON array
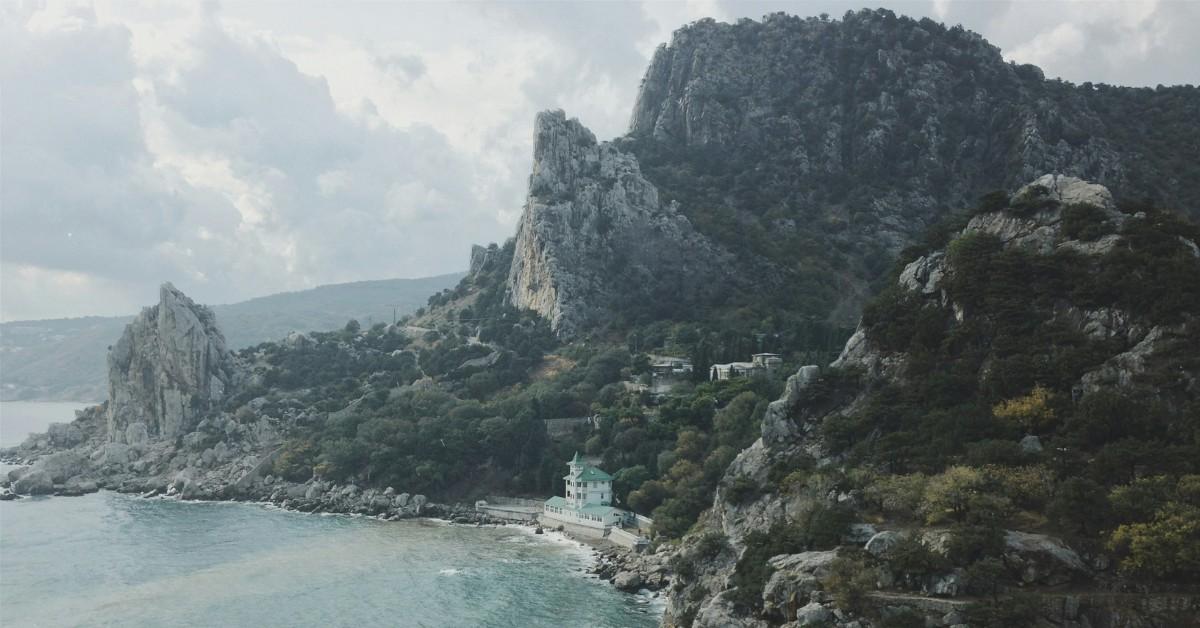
[
  {"x1": 1061, "y1": 203, "x2": 1112, "y2": 241},
  {"x1": 887, "y1": 536, "x2": 948, "y2": 581},
  {"x1": 725, "y1": 475, "x2": 763, "y2": 504},
  {"x1": 946, "y1": 524, "x2": 1005, "y2": 564},
  {"x1": 823, "y1": 554, "x2": 876, "y2": 615}
]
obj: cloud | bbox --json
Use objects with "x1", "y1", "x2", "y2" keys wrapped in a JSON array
[
  {"x1": 2, "y1": 2, "x2": 508, "y2": 319},
  {"x1": 2, "y1": 0, "x2": 1196, "y2": 321}
]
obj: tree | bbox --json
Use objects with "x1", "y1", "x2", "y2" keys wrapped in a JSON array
[
  {"x1": 1109, "y1": 502, "x2": 1200, "y2": 579},
  {"x1": 922, "y1": 466, "x2": 986, "y2": 523},
  {"x1": 1048, "y1": 477, "x2": 1110, "y2": 535},
  {"x1": 992, "y1": 385, "x2": 1056, "y2": 433}
]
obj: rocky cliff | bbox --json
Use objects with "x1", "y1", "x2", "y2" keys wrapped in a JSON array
[
  {"x1": 664, "y1": 174, "x2": 1200, "y2": 627},
  {"x1": 106, "y1": 283, "x2": 236, "y2": 442},
  {"x1": 621, "y1": 9, "x2": 1199, "y2": 325},
  {"x1": 507, "y1": 110, "x2": 737, "y2": 336}
]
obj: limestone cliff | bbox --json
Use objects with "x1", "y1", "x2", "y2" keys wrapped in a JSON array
[
  {"x1": 623, "y1": 9, "x2": 1199, "y2": 325},
  {"x1": 507, "y1": 110, "x2": 735, "y2": 336},
  {"x1": 106, "y1": 283, "x2": 236, "y2": 442}
]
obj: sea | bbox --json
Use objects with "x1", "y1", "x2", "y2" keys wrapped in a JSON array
[{"x1": 0, "y1": 402, "x2": 663, "y2": 628}]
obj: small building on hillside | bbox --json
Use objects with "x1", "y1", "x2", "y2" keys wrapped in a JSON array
[
  {"x1": 752, "y1": 353, "x2": 783, "y2": 370},
  {"x1": 649, "y1": 356, "x2": 693, "y2": 397},
  {"x1": 710, "y1": 361, "x2": 756, "y2": 381},
  {"x1": 542, "y1": 452, "x2": 625, "y2": 531},
  {"x1": 710, "y1": 353, "x2": 783, "y2": 381},
  {"x1": 650, "y1": 357, "x2": 693, "y2": 377}
]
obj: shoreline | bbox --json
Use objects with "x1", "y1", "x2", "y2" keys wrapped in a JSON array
[{"x1": 0, "y1": 485, "x2": 670, "y2": 616}]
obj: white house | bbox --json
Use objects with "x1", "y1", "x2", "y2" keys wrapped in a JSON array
[
  {"x1": 751, "y1": 353, "x2": 783, "y2": 370},
  {"x1": 709, "y1": 361, "x2": 757, "y2": 380},
  {"x1": 710, "y1": 353, "x2": 784, "y2": 381},
  {"x1": 542, "y1": 452, "x2": 625, "y2": 531}
]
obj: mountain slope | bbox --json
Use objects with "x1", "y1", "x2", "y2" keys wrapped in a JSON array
[
  {"x1": 664, "y1": 175, "x2": 1200, "y2": 627},
  {"x1": 619, "y1": 10, "x2": 1199, "y2": 325},
  {"x1": 0, "y1": 273, "x2": 463, "y2": 401}
]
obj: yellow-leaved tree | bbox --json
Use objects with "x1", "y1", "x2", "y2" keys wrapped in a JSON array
[{"x1": 992, "y1": 385, "x2": 1056, "y2": 433}]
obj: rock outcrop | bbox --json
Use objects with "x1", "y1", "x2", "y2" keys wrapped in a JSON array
[
  {"x1": 507, "y1": 110, "x2": 735, "y2": 336},
  {"x1": 106, "y1": 283, "x2": 236, "y2": 442}
]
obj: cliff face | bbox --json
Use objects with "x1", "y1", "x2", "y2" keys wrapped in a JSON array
[
  {"x1": 507, "y1": 110, "x2": 735, "y2": 336},
  {"x1": 622, "y1": 10, "x2": 1199, "y2": 324},
  {"x1": 106, "y1": 283, "x2": 235, "y2": 442},
  {"x1": 666, "y1": 175, "x2": 1200, "y2": 627}
]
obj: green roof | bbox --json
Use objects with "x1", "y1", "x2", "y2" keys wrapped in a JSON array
[
  {"x1": 573, "y1": 465, "x2": 613, "y2": 482},
  {"x1": 545, "y1": 496, "x2": 569, "y2": 508}
]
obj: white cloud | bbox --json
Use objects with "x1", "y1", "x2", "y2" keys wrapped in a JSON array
[{"x1": 2, "y1": 0, "x2": 1196, "y2": 321}]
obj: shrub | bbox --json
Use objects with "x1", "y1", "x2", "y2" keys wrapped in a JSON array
[
  {"x1": 946, "y1": 524, "x2": 1005, "y2": 564},
  {"x1": 887, "y1": 536, "x2": 948, "y2": 581},
  {"x1": 1061, "y1": 203, "x2": 1112, "y2": 241},
  {"x1": 694, "y1": 532, "x2": 729, "y2": 560},
  {"x1": 823, "y1": 554, "x2": 876, "y2": 615},
  {"x1": 725, "y1": 475, "x2": 763, "y2": 505}
]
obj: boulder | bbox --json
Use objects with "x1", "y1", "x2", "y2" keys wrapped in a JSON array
[
  {"x1": 182, "y1": 431, "x2": 208, "y2": 451},
  {"x1": 37, "y1": 451, "x2": 87, "y2": 483},
  {"x1": 761, "y1": 365, "x2": 820, "y2": 445},
  {"x1": 7, "y1": 466, "x2": 30, "y2": 484},
  {"x1": 930, "y1": 569, "x2": 967, "y2": 596},
  {"x1": 60, "y1": 477, "x2": 99, "y2": 496},
  {"x1": 693, "y1": 590, "x2": 768, "y2": 628},
  {"x1": 613, "y1": 571, "x2": 643, "y2": 592},
  {"x1": 305, "y1": 483, "x2": 327, "y2": 500},
  {"x1": 865, "y1": 531, "x2": 904, "y2": 557},
  {"x1": 898, "y1": 252, "x2": 946, "y2": 295},
  {"x1": 793, "y1": 602, "x2": 833, "y2": 626},
  {"x1": 1020, "y1": 434, "x2": 1043, "y2": 453},
  {"x1": 1004, "y1": 530, "x2": 1089, "y2": 586},
  {"x1": 13, "y1": 469, "x2": 53, "y2": 495},
  {"x1": 212, "y1": 441, "x2": 231, "y2": 463},
  {"x1": 96, "y1": 442, "x2": 133, "y2": 466},
  {"x1": 763, "y1": 570, "x2": 819, "y2": 621},
  {"x1": 767, "y1": 551, "x2": 839, "y2": 579},
  {"x1": 47, "y1": 422, "x2": 84, "y2": 448}
]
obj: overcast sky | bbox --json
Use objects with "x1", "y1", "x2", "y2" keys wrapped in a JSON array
[{"x1": 3, "y1": 0, "x2": 1197, "y2": 321}]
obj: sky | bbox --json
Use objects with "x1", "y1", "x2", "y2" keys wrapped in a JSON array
[{"x1": 2, "y1": 0, "x2": 1197, "y2": 321}]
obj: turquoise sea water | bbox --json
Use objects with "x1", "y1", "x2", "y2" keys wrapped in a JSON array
[{"x1": 0, "y1": 491, "x2": 662, "y2": 628}]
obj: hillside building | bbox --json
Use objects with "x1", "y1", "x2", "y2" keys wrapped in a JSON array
[
  {"x1": 710, "y1": 353, "x2": 783, "y2": 381},
  {"x1": 542, "y1": 452, "x2": 624, "y2": 530}
]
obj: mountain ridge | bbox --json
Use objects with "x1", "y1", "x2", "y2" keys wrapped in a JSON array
[{"x1": 0, "y1": 272, "x2": 464, "y2": 401}]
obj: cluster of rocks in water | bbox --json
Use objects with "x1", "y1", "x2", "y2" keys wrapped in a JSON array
[{"x1": 589, "y1": 544, "x2": 673, "y2": 594}]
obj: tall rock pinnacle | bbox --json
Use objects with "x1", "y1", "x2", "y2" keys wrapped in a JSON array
[
  {"x1": 506, "y1": 110, "x2": 734, "y2": 336},
  {"x1": 106, "y1": 283, "x2": 234, "y2": 442}
]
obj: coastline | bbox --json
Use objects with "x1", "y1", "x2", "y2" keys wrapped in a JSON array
[{"x1": 1, "y1": 482, "x2": 671, "y2": 616}]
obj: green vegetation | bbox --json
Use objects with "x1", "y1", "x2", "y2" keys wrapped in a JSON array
[
  {"x1": 809, "y1": 192, "x2": 1200, "y2": 596},
  {"x1": 231, "y1": 241, "x2": 795, "y2": 541}
]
